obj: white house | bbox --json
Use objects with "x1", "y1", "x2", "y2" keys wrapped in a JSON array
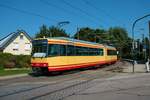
[{"x1": 0, "y1": 30, "x2": 32, "y2": 55}]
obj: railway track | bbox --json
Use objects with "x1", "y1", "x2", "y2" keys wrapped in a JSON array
[
  {"x1": 30, "y1": 61, "x2": 128, "y2": 100},
  {"x1": 0, "y1": 61, "x2": 128, "y2": 100}
]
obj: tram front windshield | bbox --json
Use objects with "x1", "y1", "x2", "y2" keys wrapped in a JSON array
[{"x1": 32, "y1": 40, "x2": 48, "y2": 58}]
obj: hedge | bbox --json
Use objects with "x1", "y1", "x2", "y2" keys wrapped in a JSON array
[{"x1": 0, "y1": 53, "x2": 31, "y2": 69}]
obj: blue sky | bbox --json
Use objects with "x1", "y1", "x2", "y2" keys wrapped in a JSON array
[{"x1": 0, "y1": 0, "x2": 150, "y2": 39}]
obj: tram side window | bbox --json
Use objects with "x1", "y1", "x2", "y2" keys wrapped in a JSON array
[
  {"x1": 88, "y1": 48, "x2": 101, "y2": 56},
  {"x1": 76, "y1": 47, "x2": 103, "y2": 56},
  {"x1": 75, "y1": 47, "x2": 89, "y2": 56},
  {"x1": 48, "y1": 44, "x2": 104, "y2": 56},
  {"x1": 93, "y1": 48, "x2": 98, "y2": 55},
  {"x1": 60, "y1": 45, "x2": 66, "y2": 56},
  {"x1": 75, "y1": 46, "x2": 80, "y2": 55},
  {"x1": 88, "y1": 48, "x2": 94, "y2": 55},
  {"x1": 107, "y1": 50, "x2": 116, "y2": 55},
  {"x1": 67, "y1": 45, "x2": 75, "y2": 56},
  {"x1": 99, "y1": 49, "x2": 104, "y2": 56},
  {"x1": 48, "y1": 44, "x2": 60, "y2": 56},
  {"x1": 82, "y1": 47, "x2": 89, "y2": 55}
]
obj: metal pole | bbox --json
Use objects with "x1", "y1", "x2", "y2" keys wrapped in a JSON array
[
  {"x1": 132, "y1": 23, "x2": 135, "y2": 73},
  {"x1": 148, "y1": 21, "x2": 150, "y2": 59}
]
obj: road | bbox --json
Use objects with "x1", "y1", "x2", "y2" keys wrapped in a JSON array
[
  {"x1": 0, "y1": 61, "x2": 149, "y2": 100},
  {"x1": 64, "y1": 73, "x2": 150, "y2": 100},
  {"x1": 0, "y1": 64, "x2": 117, "y2": 100}
]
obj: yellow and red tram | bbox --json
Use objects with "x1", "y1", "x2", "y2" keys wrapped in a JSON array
[{"x1": 31, "y1": 37, "x2": 117, "y2": 73}]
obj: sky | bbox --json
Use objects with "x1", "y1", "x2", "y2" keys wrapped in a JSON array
[{"x1": 0, "y1": 0, "x2": 150, "y2": 39}]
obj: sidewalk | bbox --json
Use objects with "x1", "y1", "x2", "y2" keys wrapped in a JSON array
[{"x1": 123, "y1": 63, "x2": 146, "y2": 73}]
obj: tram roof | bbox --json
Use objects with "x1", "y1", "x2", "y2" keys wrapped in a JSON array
[
  {"x1": 104, "y1": 45, "x2": 116, "y2": 50},
  {"x1": 47, "y1": 37, "x2": 103, "y2": 46},
  {"x1": 35, "y1": 37, "x2": 116, "y2": 49}
]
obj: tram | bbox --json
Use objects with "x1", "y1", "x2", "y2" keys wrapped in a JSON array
[{"x1": 31, "y1": 37, "x2": 117, "y2": 73}]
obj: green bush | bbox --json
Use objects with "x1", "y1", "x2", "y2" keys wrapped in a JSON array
[
  {"x1": 0, "y1": 66, "x2": 4, "y2": 70},
  {"x1": 0, "y1": 53, "x2": 31, "y2": 69}
]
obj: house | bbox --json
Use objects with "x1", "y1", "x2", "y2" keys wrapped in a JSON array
[{"x1": 0, "y1": 30, "x2": 32, "y2": 55}]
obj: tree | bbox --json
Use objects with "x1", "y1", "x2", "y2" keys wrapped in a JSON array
[
  {"x1": 108, "y1": 27, "x2": 132, "y2": 58},
  {"x1": 35, "y1": 25, "x2": 48, "y2": 38},
  {"x1": 35, "y1": 25, "x2": 68, "y2": 38},
  {"x1": 74, "y1": 27, "x2": 107, "y2": 42},
  {"x1": 48, "y1": 26, "x2": 68, "y2": 37},
  {"x1": 74, "y1": 27, "x2": 94, "y2": 41},
  {"x1": 93, "y1": 29, "x2": 108, "y2": 43},
  {"x1": 73, "y1": 27, "x2": 132, "y2": 58}
]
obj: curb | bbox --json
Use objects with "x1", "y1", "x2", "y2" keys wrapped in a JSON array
[
  {"x1": 0, "y1": 74, "x2": 28, "y2": 80},
  {"x1": 94, "y1": 73, "x2": 150, "y2": 82}
]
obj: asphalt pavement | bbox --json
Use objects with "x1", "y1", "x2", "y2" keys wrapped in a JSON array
[
  {"x1": 0, "y1": 62, "x2": 150, "y2": 100},
  {"x1": 64, "y1": 73, "x2": 150, "y2": 100}
]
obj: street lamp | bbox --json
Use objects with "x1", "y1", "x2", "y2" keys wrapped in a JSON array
[
  {"x1": 132, "y1": 14, "x2": 150, "y2": 73},
  {"x1": 57, "y1": 21, "x2": 70, "y2": 28},
  {"x1": 56, "y1": 21, "x2": 70, "y2": 37}
]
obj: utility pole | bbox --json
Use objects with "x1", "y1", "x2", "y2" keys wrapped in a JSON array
[
  {"x1": 77, "y1": 27, "x2": 80, "y2": 40},
  {"x1": 95, "y1": 35, "x2": 97, "y2": 43},
  {"x1": 142, "y1": 33, "x2": 147, "y2": 60},
  {"x1": 148, "y1": 21, "x2": 150, "y2": 59},
  {"x1": 140, "y1": 28, "x2": 146, "y2": 61}
]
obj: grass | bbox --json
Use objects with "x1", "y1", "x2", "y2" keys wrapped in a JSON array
[{"x1": 0, "y1": 68, "x2": 31, "y2": 76}]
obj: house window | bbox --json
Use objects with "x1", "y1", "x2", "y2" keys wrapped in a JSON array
[
  {"x1": 20, "y1": 35, "x2": 23, "y2": 40},
  {"x1": 13, "y1": 42, "x2": 19, "y2": 51},
  {"x1": 25, "y1": 43, "x2": 31, "y2": 51}
]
